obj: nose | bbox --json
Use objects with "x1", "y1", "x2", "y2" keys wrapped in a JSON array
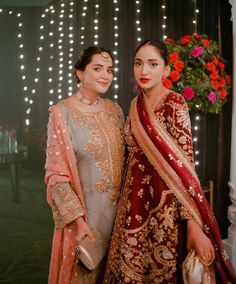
[
  {"x1": 141, "y1": 64, "x2": 149, "y2": 75},
  {"x1": 101, "y1": 70, "x2": 110, "y2": 80}
]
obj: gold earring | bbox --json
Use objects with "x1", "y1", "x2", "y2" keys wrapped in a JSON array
[{"x1": 80, "y1": 79, "x2": 85, "y2": 87}]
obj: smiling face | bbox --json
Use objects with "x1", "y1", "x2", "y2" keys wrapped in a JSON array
[
  {"x1": 134, "y1": 44, "x2": 170, "y2": 92},
  {"x1": 77, "y1": 53, "x2": 114, "y2": 95}
]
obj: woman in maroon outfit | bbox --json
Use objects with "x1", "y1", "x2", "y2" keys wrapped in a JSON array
[{"x1": 103, "y1": 39, "x2": 236, "y2": 283}]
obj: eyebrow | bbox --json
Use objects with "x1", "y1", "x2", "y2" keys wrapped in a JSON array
[
  {"x1": 135, "y1": 58, "x2": 159, "y2": 62},
  {"x1": 92, "y1": 63, "x2": 113, "y2": 68}
]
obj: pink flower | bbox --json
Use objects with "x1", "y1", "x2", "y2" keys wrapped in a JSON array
[
  {"x1": 208, "y1": 91, "x2": 216, "y2": 103},
  {"x1": 183, "y1": 87, "x2": 195, "y2": 100},
  {"x1": 135, "y1": 84, "x2": 142, "y2": 93},
  {"x1": 191, "y1": 46, "x2": 204, "y2": 58}
]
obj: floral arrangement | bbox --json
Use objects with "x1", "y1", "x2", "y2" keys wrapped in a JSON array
[{"x1": 164, "y1": 34, "x2": 231, "y2": 113}]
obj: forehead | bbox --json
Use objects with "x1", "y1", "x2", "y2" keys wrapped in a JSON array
[
  {"x1": 135, "y1": 45, "x2": 162, "y2": 60},
  {"x1": 89, "y1": 53, "x2": 113, "y2": 66}
]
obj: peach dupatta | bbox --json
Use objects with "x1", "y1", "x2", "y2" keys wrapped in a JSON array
[{"x1": 45, "y1": 103, "x2": 86, "y2": 284}]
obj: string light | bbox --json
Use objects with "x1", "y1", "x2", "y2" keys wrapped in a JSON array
[
  {"x1": 93, "y1": 0, "x2": 100, "y2": 45},
  {"x1": 135, "y1": 1, "x2": 142, "y2": 42},
  {"x1": 21, "y1": 5, "x2": 50, "y2": 125},
  {"x1": 112, "y1": 0, "x2": 120, "y2": 100},
  {"x1": 67, "y1": 1, "x2": 75, "y2": 97},
  {"x1": 162, "y1": 0, "x2": 168, "y2": 41},
  {"x1": 79, "y1": 0, "x2": 89, "y2": 48},
  {"x1": 15, "y1": 12, "x2": 31, "y2": 126},
  {"x1": 193, "y1": 0, "x2": 199, "y2": 34},
  {"x1": 191, "y1": 0, "x2": 201, "y2": 167}
]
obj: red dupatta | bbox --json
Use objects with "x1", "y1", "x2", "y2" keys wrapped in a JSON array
[{"x1": 130, "y1": 93, "x2": 236, "y2": 284}]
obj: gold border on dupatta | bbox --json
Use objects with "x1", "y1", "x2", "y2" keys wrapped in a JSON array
[{"x1": 130, "y1": 97, "x2": 202, "y2": 227}]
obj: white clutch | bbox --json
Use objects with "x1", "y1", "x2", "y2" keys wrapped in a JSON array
[
  {"x1": 182, "y1": 250, "x2": 213, "y2": 284},
  {"x1": 76, "y1": 228, "x2": 108, "y2": 271}
]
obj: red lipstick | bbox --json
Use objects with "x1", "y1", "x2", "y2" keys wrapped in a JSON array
[{"x1": 140, "y1": 78, "x2": 150, "y2": 83}]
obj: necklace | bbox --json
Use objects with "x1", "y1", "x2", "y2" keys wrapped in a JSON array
[{"x1": 76, "y1": 92, "x2": 99, "y2": 105}]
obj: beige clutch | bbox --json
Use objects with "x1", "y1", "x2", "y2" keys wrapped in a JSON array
[
  {"x1": 76, "y1": 228, "x2": 108, "y2": 271},
  {"x1": 182, "y1": 250, "x2": 214, "y2": 284}
]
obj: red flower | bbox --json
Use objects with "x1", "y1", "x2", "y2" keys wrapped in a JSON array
[
  {"x1": 219, "y1": 89, "x2": 227, "y2": 99},
  {"x1": 192, "y1": 34, "x2": 202, "y2": 40},
  {"x1": 201, "y1": 39, "x2": 211, "y2": 46},
  {"x1": 226, "y1": 75, "x2": 231, "y2": 84},
  {"x1": 162, "y1": 78, "x2": 172, "y2": 89},
  {"x1": 169, "y1": 52, "x2": 179, "y2": 63},
  {"x1": 174, "y1": 60, "x2": 184, "y2": 72},
  {"x1": 170, "y1": 71, "x2": 180, "y2": 82},
  {"x1": 211, "y1": 55, "x2": 219, "y2": 65},
  {"x1": 218, "y1": 78, "x2": 226, "y2": 88},
  {"x1": 166, "y1": 38, "x2": 175, "y2": 43},
  {"x1": 218, "y1": 61, "x2": 225, "y2": 72},
  {"x1": 210, "y1": 72, "x2": 219, "y2": 80},
  {"x1": 211, "y1": 80, "x2": 220, "y2": 90},
  {"x1": 179, "y1": 35, "x2": 191, "y2": 45},
  {"x1": 205, "y1": 62, "x2": 216, "y2": 72}
]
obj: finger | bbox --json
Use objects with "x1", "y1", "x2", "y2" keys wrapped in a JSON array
[
  {"x1": 75, "y1": 234, "x2": 85, "y2": 243},
  {"x1": 86, "y1": 230, "x2": 95, "y2": 241}
]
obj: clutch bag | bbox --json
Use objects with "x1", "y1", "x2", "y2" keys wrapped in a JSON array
[
  {"x1": 182, "y1": 250, "x2": 213, "y2": 284},
  {"x1": 76, "y1": 228, "x2": 108, "y2": 271}
]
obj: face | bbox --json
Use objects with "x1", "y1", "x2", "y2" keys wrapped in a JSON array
[
  {"x1": 134, "y1": 44, "x2": 170, "y2": 91},
  {"x1": 77, "y1": 53, "x2": 113, "y2": 94}
]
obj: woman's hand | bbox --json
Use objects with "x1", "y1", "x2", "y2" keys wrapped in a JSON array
[
  {"x1": 187, "y1": 219, "x2": 215, "y2": 264},
  {"x1": 74, "y1": 217, "x2": 95, "y2": 244}
]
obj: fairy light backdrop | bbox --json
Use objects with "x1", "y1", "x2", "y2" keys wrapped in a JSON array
[
  {"x1": 0, "y1": 0, "x2": 201, "y2": 168},
  {"x1": 112, "y1": 0, "x2": 120, "y2": 100},
  {"x1": 162, "y1": 0, "x2": 167, "y2": 41}
]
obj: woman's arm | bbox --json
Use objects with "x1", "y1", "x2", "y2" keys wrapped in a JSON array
[
  {"x1": 52, "y1": 183, "x2": 94, "y2": 242},
  {"x1": 167, "y1": 94, "x2": 215, "y2": 263},
  {"x1": 45, "y1": 108, "x2": 94, "y2": 242},
  {"x1": 187, "y1": 219, "x2": 215, "y2": 264}
]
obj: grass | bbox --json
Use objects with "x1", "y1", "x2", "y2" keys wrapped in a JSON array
[{"x1": 0, "y1": 169, "x2": 53, "y2": 284}]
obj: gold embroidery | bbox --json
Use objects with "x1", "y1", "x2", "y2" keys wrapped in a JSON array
[
  {"x1": 138, "y1": 164, "x2": 145, "y2": 171},
  {"x1": 106, "y1": 187, "x2": 179, "y2": 283},
  {"x1": 52, "y1": 183, "x2": 84, "y2": 227},
  {"x1": 222, "y1": 249, "x2": 229, "y2": 261},
  {"x1": 64, "y1": 99, "x2": 124, "y2": 202},
  {"x1": 137, "y1": 188, "x2": 144, "y2": 198},
  {"x1": 141, "y1": 174, "x2": 152, "y2": 184}
]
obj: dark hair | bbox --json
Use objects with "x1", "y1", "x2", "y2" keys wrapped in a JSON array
[
  {"x1": 74, "y1": 46, "x2": 114, "y2": 83},
  {"x1": 134, "y1": 39, "x2": 168, "y2": 65}
]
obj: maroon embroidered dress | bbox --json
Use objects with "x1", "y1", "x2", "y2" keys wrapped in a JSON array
[{"x1": 104, "y1": 92, "x2": 236, "y2": 284}]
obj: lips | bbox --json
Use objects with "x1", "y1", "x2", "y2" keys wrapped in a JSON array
[
  {"x1": 98, "y1": 81, "x2": 109, "y2": 86},
  {"x1": 140, "y1": 78, "x2": 150, "y2": 83}
]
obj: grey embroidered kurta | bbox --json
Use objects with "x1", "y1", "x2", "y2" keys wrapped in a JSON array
[{"x1": 50, "y1": 96, "x2": 125, "y2": 283}]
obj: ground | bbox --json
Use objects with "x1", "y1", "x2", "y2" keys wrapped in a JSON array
[{"x1": 0, "y1": 169, "x2": 53, "y2": 284}]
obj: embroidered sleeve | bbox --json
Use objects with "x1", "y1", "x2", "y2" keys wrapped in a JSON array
[
  {"x1": 166, "y1": 95, "x2": 194, "y2": 166},
  {"x1": 52, "y1": 182, "x2": 84, "y2": 225},
  {"x1": 180, "y1": 204, "x2": 193, "y2": 220}
]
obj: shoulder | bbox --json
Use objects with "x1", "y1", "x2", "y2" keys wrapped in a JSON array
[
  {"x1": 48, "y1": 96, "x2": 74, "y2": 120},
  {"x1": 165, "y1": 92, "x2": 189, "y2": 112},
  {"x1": 166, "y1": 92, "x2": 186, "y2": 105},
  {"x1": 105, "y1": 98, "x2": 123, "y2": 114}
]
